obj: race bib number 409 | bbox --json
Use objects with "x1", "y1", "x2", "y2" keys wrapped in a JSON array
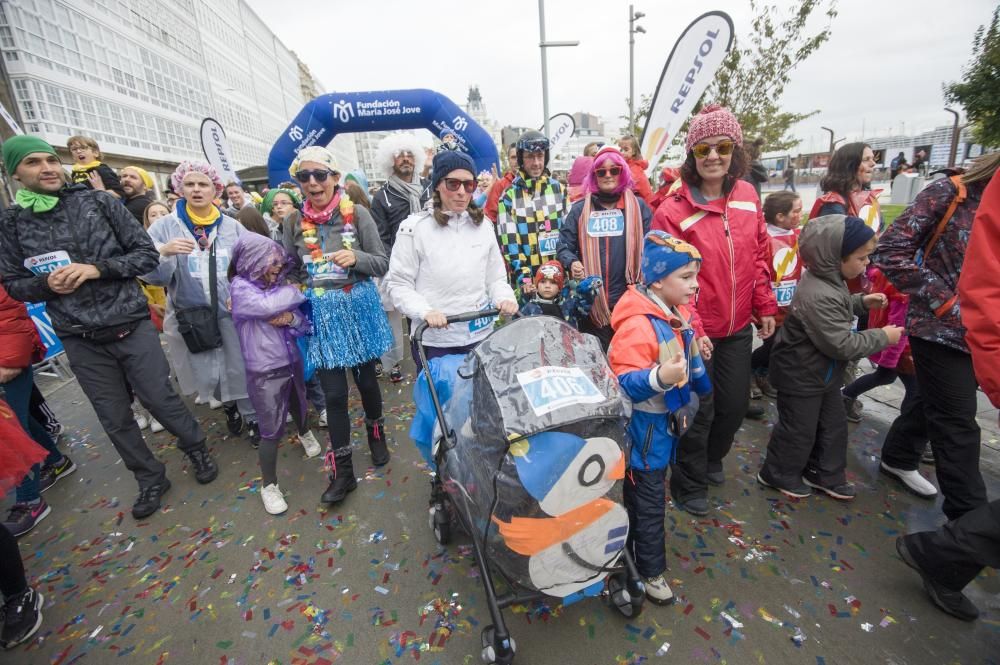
[{"x1": 516, "y1": 366, "x2": 605, "y2": 416}]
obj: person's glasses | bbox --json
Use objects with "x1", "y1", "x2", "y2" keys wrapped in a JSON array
[
  {"x1": 595, "y1": 167, "x2": 623, "y2": 178},
  {"x1": 295, "y1": 169, "x2": 334, "y2": 183},
  {"x1": 692, "y1": 141, "x2": 735, "y2": 159},
  {"x1": 193, "y1": 226, "x2": 210, "y2": 250},
  {"x1": 443, "y1": 178, "x2": 477, "y2": 193}
]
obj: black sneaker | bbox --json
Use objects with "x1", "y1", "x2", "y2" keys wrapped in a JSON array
[
  {"x1": 223, "y1": 405, "x2": 244, "y2": 436},
  {"x1": 843, "y1": 396, "x2": 863, "y2": 423},
  {"x1": 896, "y1": 536, "x2": 979, "y2": 621},
  {"x1": 185, "y1": 447, "x2": 219, "y2": 484},
  {"x1": 39, "y1": 456, "x2": 77, "y2": 493},
  {"x1": 802, "y1": 476, "x2": 855, "y2": 500},
  {"x1": 0, "y1": 587, "x2": 43, "y2": 649},
  {"x1": 756, "y1": 470, "x2": 812, "y2": 499},
  {"x1": 131, "y1": 479, "x2": 171, "y2": 519},
  {"x1": 745, "y1": 403, "x2": 766, "y2": 420},
  {"x1": 389, "y1": 365, "x2": 403, "y2": 383},
  {"x1": 3, "y1": 500, "x2": 51, "y2": 538},
  {"x1": 246, "y1": 422, "x2": 260, "y2": 449},
  {"x1": 672, "y1": 496, "x2": 709, "y2": 516}
]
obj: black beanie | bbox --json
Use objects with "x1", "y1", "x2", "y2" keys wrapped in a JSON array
[
  {"x1": 841, "y1": 216, "x2": 875, "y2": 257},
  {"x1": 431, "y1": 150, "x2": 476, "y2": 191}
]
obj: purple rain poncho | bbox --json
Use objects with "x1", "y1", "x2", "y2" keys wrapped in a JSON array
[{"x1": 229, "y1": 232, "x2": 312, "y2": 440}]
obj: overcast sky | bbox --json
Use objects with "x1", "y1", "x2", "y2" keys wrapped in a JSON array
[{"x1": 246, "y1": 0, "x2": 995, "y2": 154}]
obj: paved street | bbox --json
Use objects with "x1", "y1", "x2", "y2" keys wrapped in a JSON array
[{"x1": 2, "y1": 352, "x2": 998, "y2": 665}]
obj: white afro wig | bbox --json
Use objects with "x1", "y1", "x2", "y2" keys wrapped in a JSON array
[{"x1": 375, "y1": 132, "x2": 427, "y2": 178}]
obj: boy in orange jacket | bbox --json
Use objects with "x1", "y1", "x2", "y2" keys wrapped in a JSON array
[{"x1": 608, "y1": 230, "x2": 711, "y2": 605}]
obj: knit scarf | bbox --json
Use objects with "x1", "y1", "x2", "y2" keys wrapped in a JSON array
[
  {"x1": 176, "y1": 198, "x2": 222, "y2": 248},
  {"x1": 579, "y1": 190, "x2": 643, "y2": 327},
  {"x1": 15, "y1": 189, "x2": 59, "y2": 213},
  {"x1": 387, "y1": 174, "x2": 424, "y2": 215},
  {"x1": 301, "y1": 190, "x2": 356, "y2": 273},
  {"x1": 185, "y1": 203, "x2": 221, "y2": 226}
]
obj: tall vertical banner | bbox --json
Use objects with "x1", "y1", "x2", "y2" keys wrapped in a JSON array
[
  {"x1": 639, "y1": 11, "x2": 734, "y2": 175},
  {"x1": 200, "y1": 118, "x2": 240, "y2": 185},
  {"x1": 542, "y1": 114, "x2": 576, "y2": 154}
]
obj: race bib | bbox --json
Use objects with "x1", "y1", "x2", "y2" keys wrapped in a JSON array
[
  {"x1": 773, "y1": 280, "x2": 797, "y2": 307},
  {"x1": 24, "y1": 250, "x2": 70, "y2": 275},
  {"x1": 538, "y1": 230, "x2": 559, "y2": 257},
  {"x1": 516, "y1": 366, "x2": 605, "y2": 417},
  {"x1": 468, "y1": 303, "x2": 496, "y2": 332},
  {"x1": 187, "y1": 247, "x2": 230, "y2": 278},
  {"x1": 303, "y1": 253, "x2": 348, "y2": 279},
  {"x1": 586, "y1": 209, "x2": 625, "y2": 238}
]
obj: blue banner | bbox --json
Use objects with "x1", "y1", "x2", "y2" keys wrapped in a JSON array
[
  {"x1": 26, "y1": 302, "x2": 63, "y2": 360},
  {"x1": 267, "y1": 89, "x2": 499, "y2": 187}
]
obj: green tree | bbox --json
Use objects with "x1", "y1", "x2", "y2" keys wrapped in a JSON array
[
  {"x1": 708, "y1": 0, "x2": 837, "y2": 152},
  {"x1": 944, "y1": 7, "x2": 1000, "y2": 148}
]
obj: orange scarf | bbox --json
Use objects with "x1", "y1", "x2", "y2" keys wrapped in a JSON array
[{"x1": 578, "y1": 190, "x2": 643, "y2": 327}]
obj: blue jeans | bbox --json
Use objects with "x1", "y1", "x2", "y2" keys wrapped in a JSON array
[{"x1": 1, "y1": 368, "x2": 62, "y2": 502}]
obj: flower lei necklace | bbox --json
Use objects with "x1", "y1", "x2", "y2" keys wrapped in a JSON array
[{"x1": 301, "y1": 190, "x2": 356, "y2": 262}]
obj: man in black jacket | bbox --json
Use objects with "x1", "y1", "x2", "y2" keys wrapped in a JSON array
[
  {"x1": 0, "y1": 136, "x2": 218, "y2": 520},
  {"x1": 370, "y1": 133, "x2": 430, "y2": 256}
]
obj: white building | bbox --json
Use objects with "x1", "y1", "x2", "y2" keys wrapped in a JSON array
[{"x1": 0, "y1": 0, "x2": 355, "y2": 191}]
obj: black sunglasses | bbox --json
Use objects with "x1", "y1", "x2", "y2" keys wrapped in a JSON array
[
  {"x1": 443, "y1": 178, "x2": 476, "y2": 193},
  {"x1": 595, "y1": 167, "x2": 622, "y2": 177},
  {"x1": 295, "y1": 169, "x2": 334, "y2": 183}
]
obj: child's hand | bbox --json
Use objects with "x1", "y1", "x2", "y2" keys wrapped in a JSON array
[
  {"x1": 268, "y1": 312, "x2": 294, "y2": 327},
  {"x1": 657, "y1": 352, "x2": 687, "y2": 387},
  {"x1": 570, "y1": 261, "x2": 585, "y2": 280},
  {"x1": 697, "y1": 336, "x2": 713, "y2": 361},
  {"x1": 882, "y1": 325, "x2": 904, "y2": 345},
  {"x1": 864, "y1": 293, "x2": 889, "y2": 310}
]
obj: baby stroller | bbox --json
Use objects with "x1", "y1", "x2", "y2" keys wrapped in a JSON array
[{"x1": 413, "y1": 311, "x2": 645, "y2": 665}]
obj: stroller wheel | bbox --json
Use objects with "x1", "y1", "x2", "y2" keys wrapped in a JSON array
[
  {"x1": 429, "y1": 504, "x2": 452, "y2": 545},
  {"x1": 607, "y1": 572, "x2": 644, "y2": 618},
  {"x1": 480, "y1": 625, "x2": 515, "y2": 664}
]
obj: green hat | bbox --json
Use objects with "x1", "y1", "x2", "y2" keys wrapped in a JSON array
[
  {"x1": 2, "y1": 135, "x2": 58, "y2": 174},
  {"x1": 260, "y1": 187, "x2": 301, "y2": 215}
]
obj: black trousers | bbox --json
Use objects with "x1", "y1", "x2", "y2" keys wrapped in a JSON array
[
  {"x1": 761, "y1": 382, "x2": 848, "y2": 488},
  {"x1": 578, "y1": 317, "x2": 613, "y2": 352},
  {"x1": 881, "y1": 338, "x2": 986, "y2": 520},
  {"x1": 317, "y1": 360, "x2": 382, "y2": 457},
  {"x1": 0, "y1": 524, "x2": 26, "y2": 598},
  {"x1": 750, "y1": 335, "x2": 774, "y2": 373},
  {"x1": 61, "y1": 319, "x2": 206, "y2": 490},
  {"x1": 624, "y1": 467, "x2": 668, "y2": 578},
  {"x1": 904, "y1": 499, "x2": 1000, "y2": 590},
  {"x1": 670, "y1": 325, "x2": 752, "y2": 502}
]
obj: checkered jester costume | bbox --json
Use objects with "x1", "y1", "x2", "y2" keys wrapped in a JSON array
[{"x1": 496, "y1": 172, "x2": 567, "y2": 290}]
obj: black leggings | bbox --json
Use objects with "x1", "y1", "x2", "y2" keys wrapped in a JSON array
[
  {"x1": 259, "y1": 388, "x2": 307, "y2": 487},
  {"x1": 844, "y1": 366, "x2": 916, "y2": 399},
  {"x1": 751, "y1": 336, "x2": 774, "y2": 373},
  {"x1": 0, "y1": 524, "x2": 27, "y2": 599},
  {"x1": 318, "y1": 360, "x2": 382, "y2": 455}
]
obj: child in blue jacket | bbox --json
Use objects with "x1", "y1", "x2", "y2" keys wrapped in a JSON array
[{"x1": 608, "y1": 231, "x2": 711, "y2": 605}]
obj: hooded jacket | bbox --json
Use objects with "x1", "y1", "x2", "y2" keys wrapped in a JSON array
[
  {"x1": 229, "y1": 233, "x2": 310, "y2": 375},
  {"x1": 0, "y1": 187, "x2": 159, "y2": 337},
  {"x1": 625, "y1": 158, "x2": 654, "y2": 206},
  {"x1": 608, "y1": 285, "x2": 710, "y2": 470},
  {"x1": 651, "y1": 178, "x2": 777, "y2": 338},
  {"x1": 0, "y1": 284, "x2": 44, "y2": 368},
  {"x1": 769, "y1": 215, "x2": 889, "y2": 395}
]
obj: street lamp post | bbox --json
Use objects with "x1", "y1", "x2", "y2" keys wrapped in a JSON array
[
  {"x1": 944, "y1": 107, "x2": 965, "y2": 168},
  {"x1": 820, "y1": 126, "x2": 842, "y2": 154},
  {"x1": 629, "y1": 6, "x2": 646, "y2": 134},
  {"x1": 537, "y1": 0, "x2": 579, "y2": 137}
]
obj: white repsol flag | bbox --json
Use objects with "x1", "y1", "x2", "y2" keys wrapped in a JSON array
[
  {"x1": 200, "y1": 118, "x2": 240, "y2": 185},
  {"x1": 640, "y1": 11, "x2": 734, "y2": 175}
]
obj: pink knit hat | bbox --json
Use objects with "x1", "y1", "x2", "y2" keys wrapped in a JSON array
[
  {"x1": 567, "y1": 156, "x2": 593, "y2": 187},
  {"x1": 685, "y1": 104, "x2": 743, "y2": 152}
]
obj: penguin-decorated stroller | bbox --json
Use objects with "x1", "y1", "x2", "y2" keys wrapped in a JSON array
[{"x1": 412, "y1": 310, "x2": 645, "y2": 665}]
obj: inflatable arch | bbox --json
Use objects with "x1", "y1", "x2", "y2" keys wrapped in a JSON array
[{"x1": 267, "y1": 89, "x2": 499, "y2": 187}]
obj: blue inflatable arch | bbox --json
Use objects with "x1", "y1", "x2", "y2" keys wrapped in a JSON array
[{"x1": 267, "y1": 89, "x2": 499, "y2": 187}]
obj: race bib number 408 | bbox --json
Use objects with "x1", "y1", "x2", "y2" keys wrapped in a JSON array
[
  {"x1": 516, "y1": 366, "x2": 605, "y2": 416},
  {"x1": 586, "y1": 209, "x2": 625, "y2": 237}
]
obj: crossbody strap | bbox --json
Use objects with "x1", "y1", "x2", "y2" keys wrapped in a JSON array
[
  {"x1": 208, "y1": 237, "x2": 218, "y2": 312},
  {"x1": 923, "y1": 174, "x2": 967, "y2": 259}
]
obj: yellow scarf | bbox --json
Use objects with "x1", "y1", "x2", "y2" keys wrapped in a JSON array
[
  {"x1": 71, "y1": 160, "x2": 102, "y2": 172},
  {"x1": 185, "y1": 203, "x2": 221, "y2": 226}
]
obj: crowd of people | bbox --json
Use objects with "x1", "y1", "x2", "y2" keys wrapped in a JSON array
[{"x1": 0, "y1": 104, "x2": 997, "y2": 648}]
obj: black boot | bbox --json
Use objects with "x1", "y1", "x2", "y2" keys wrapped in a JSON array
[
  {"x1": 321, "y1": 451, "x2": 357, "y2": 504},
  {"x1": 185, "y1": 445, "x2": 219, "y2": 484},
  {"x1": 366, "y1": 417, "x2": 390, "y2": 466},
  {"x1": 223, "y1": 404, "x2": 243, "y2": 435},
  {"x1": 132, "y1": 478, "x2": 171, "y2": 519}
]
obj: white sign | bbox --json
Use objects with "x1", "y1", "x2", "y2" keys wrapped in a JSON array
[
  {"x1": 200, "y1": 118, "x2": 240, "y2": 185},
  {"x1": 516, "y1": 366, "x2": 604, "y2": 417},
  {"x1": 541, "y1": 113, "x2": 576, "y2": 155},
  {"x1": 0, "y1": 101, "x2": 23, "y2": 135},
  {"x1": 640, "y1": 11, "x2": 734, "y2": 175}
]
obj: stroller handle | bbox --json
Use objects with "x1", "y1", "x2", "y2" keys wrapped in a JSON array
[{"x1": 411, "y1": 308, "x2": 502, "y2": 345}]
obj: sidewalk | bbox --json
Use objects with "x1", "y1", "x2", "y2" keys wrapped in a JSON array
[{"x1": 3, "y1": 363, "x2": 997, "y2": 665}]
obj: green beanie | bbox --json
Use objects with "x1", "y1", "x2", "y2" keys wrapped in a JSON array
[
  {"x1": 2, "y1": 135, "x2": 58, "y2": 174},
  {"x1": 260, "y1": 187, "x2": 302, "y2": 215}
]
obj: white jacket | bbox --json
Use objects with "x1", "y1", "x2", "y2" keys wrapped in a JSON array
[{"x1": 386, "y1": 210, "x2": 515, "y2": 348}]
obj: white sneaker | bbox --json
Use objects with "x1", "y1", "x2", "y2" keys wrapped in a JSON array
[
  {"x1": 208, "y1": 399, "x2": 223, "y2": 410},
  {"x1": 298, "y1": 431, "x2": 322, "y2": 458},
  {"x1": 879, "y1": 462, "x2": 938, "y2": 498},
  {"x1": 318, "y1": 409, "x2": 328, "y2": 427},
  {"x1": 643, "y1": 574, "x2": 675, "y2": 605},
  {"x1": 261, "y1": 483, "x2": 288, "y2": 515},
  {"x1": 150, "y1": 418, "x2": 164, "y2": 433},
  {"x1": 132, "y1": 402, "x2": 148, "y2": 430}
]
